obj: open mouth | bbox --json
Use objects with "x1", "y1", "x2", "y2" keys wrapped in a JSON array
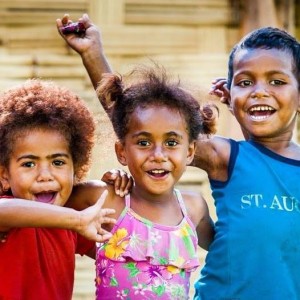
[
  {"x1": 248, "y1": 105, "x2": 275, "y2": 120},
  {"x1": 35, "y1": 192, "x2": 57, "y2": 204},
  {"x1": 147, "y1": 169, "x2": 170, "y2": 178}
]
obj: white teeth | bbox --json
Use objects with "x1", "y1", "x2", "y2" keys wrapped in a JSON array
[
  {"x1": 151, "y1": 170, "x2": 165, "y2": 174},
  {"x1": 250, "y1": 115, "x2": 269, "y2": 120},
  {"x1": 249, "y1": 106, "x2": 274, "y2": 112}
]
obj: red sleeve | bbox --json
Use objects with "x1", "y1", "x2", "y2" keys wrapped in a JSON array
[{"x1": 75, "y1": 233, "x2": 95, "y2": 256}]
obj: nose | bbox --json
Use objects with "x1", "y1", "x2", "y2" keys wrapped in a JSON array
[
  {"x1": 37, "y1": 165, "x2": 54, "y2": 182},
  {"x1": 250, "y1": 82, "x2": 269, "y2": 99},
  {"x1": 150, "y1": 145, "x2": 167, "y2": 162}
]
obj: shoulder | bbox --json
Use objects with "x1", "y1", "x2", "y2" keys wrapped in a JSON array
[
  {"x1": 66, "y1": 180, "x2": 113, "y2": 209},
  {"x1": 179, "y1": 190, "x2": 209, "y2": 227},
  {"x1": 194, "y1": 136, "x2": 234, "y2": 181}
]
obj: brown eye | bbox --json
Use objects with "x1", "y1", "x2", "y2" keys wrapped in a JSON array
[
  {"x1": 166, "y1": 140, "x2": 178, "y2": 147},
  {"x1": 238, "y1": 80, "x2": 252, "y2": 87},
  {"x1": 22, "y1": 161, "x2": 35, "y2": 168},
  {"x1": 53, "y1": 160, "x2": 65, "y2": 166},
  {"x1": 138, "y1": 140, "x2": 150, "y2": 147},
  {"x1": 270, "y1": 80, "x2": 285, "y2": 85}
]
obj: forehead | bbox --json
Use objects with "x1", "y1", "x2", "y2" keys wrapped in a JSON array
[
  {"x1": 129, "y1": 105, "x2": 188, "y2": 133},
  {"x1": 11, "y1": 128, "x2": 70, "y2": 154},
  {"x1": 233, "y1": 48, "x2": 294, "y2": 73}
]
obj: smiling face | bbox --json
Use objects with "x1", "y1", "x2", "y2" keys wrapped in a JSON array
[
  {"x1": 115, "y1": 105, "x2": 195, "y2": 196},
  {"x1": 229, "y1": 48, "x2": 300, "y2": 141},
  {"x1": 0, "y1": 128, "x2": 74, "y2": 206}
]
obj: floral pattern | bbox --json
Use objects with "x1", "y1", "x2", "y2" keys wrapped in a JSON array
[{"x1": 95, "y1": 191, "x2": 199, "y2": 299}]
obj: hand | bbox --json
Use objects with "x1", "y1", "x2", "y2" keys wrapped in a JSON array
[
  {"x1": 76, "y1": 190, "x2": 116, "y2": 243},
  {"x1": 56, "y1": 13, "x2": 104, "y2": 56},
  {"x1": 209, "y1": 77, "x2": 230, "y2": 106},
  {"x1": 101, "y1": 169, "x2": 133, "y2": 197}
]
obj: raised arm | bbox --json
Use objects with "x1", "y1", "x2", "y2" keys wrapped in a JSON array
[{"x1": 56, "y1": 13, "x2": 112, "y2": 90}]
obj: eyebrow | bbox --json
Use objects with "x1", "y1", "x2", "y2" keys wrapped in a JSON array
[
  {"x1": 235, "y1": 70, "x2": 290, "y2": 77},
  {"x1": 16, "y1": 153, "x2": 70, "y2": 162},
  {"x1": 131, "y1": 131, "x2": 184, "y2": 139}
]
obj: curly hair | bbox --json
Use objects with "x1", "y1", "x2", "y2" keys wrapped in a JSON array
[
  {"x1": 0, "y1": 79, "x2": 95, "y2": 182},
  {"x1": 97, "y1": 64, "x2": 218, "y2": 142}
]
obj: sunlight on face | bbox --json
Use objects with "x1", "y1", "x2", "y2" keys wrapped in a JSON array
[{"x1": 2, "y1": 128, "x2": 74, "y2": 206}]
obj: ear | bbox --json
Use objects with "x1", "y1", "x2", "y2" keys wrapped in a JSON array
[
  {"x1": 115, "y1": 140, "x2": 128, "y2": 166},
  {"x1": 186, "y1": 141, "x2": 196, "y2": 165},
  {"x1": 0, "y1": 166, "x2": 10, "y2": 193}
]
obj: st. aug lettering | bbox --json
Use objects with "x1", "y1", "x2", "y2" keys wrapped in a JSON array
[{"x1": 241, "y1": 194, "x2": 300, "y2": 212}]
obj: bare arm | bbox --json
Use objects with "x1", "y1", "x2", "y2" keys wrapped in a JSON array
[
  {"x1": 56, "y1": 14, "x2": 112, "y2": 90},
  {"x1": 0, "y1": 191, "x2": 115, "y2": 243},
  {"x1": 196, "y1": 213, "x2": 215, "y2": 251},
  {"x1": 182, "y1": 190, "x2": 214, "y2": 251},
  {"x1": 67, "y1": 169, "x2": 133, "y2": 209},
  {"x1": 66, "y1": 180, "x2": 109, "y2": 210},
  {"x1": 66, "y1": 179, "x2": 127, "y2": 234},
  {"x1": 191, "y1": 136, "x2": 231, "y2": 182}
]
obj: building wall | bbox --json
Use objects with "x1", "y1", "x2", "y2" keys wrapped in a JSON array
[{"x1": 0, "y1": 1, "x2": 298, "y2": 298}]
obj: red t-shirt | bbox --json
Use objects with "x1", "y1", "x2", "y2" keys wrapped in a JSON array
[{"x1": 0, "y1": 208, "x2": 95, "y2": 299}]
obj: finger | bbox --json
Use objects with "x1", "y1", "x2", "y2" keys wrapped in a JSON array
[
  {"x1": 80, "y1": 13, "x2": 93, "y2": 29},
  {"x1": 101, "y1": 216, "x2": 116, "y2": 225},
  {"x1": 113, "y1": 176, "x2": 121, "y2": 196},
  {"x1": 101, "y1": 208, "x2": 116, "y2": 216},
  {"x1": 96, "y1": 232, "x2": 113, "y2": 243},
  {"x1": 211, "y1": 77, "x2": 227, "y2": 84},
  {"x1": 209, "y1": 89, "x2": 223, "y2": 97},
  {"x1": 118, "y1": 172, "x2": 130, "y2": 197},
  {"x1": 101, "y1": 169, "x2": 117, "y2": 183},
  {"x1": 56, "y1": 15, "x2": 72, "y2": 36},
  {"x1": 95, "y1": 227, "x2": 113, "y2": 242},
  {"x1": 123, "y1": 176, "x2": 134, "y2": 195},
  {"x1": 61, "y1": 14, "x2": 72, "y2": 26},
  {"x1": 220, "y1": 96, "x2": 230, "y2": 106},
  {"x1": 213, "y1": 81, "x2": 227, "y2": 90}
]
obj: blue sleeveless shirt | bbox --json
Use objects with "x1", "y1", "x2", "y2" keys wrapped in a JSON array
[{"x1": 194, "y1": 139, "x2": 300, "y2": 300}]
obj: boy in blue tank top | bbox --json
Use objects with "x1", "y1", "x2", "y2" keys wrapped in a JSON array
[
  {"x1": 57, "y1": 15, "x2": 300, "y2": 299},
  {"x1": 193, "y1": 27, "x2": 300, "y2": 299}
]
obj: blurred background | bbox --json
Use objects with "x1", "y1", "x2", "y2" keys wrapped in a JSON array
[{"x1": 0, "y1": 0, "x2": 299, "y2": 298}]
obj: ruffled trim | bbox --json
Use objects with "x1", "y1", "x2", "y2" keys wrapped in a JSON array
[{"x1": 99, "y1": 207, "x2": 200, "y2": 272}]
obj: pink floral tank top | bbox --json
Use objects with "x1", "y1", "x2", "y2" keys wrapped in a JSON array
[{"x1": 95, "y1": 189, "x2": 199, "y2": 299}]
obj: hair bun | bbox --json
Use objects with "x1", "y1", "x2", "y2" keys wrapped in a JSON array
[{"x1": 200, "y1": 104, "x2": 219, "y2": 135}]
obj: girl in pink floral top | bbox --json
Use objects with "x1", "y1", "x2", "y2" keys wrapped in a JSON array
[
  {"x1": 92, "y1": 65, "x2": 217, "y2": 299},
  {"x1": 96, "y1": 190, "x2": 200, "y2": 299}
]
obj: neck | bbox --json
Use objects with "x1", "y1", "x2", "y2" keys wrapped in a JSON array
[
  {"x1": 129, "y1": 187, "x2": 183, "y2": 226},
  {"x1": 130, "y1": 186, "x2": 175, "y2": 206}
]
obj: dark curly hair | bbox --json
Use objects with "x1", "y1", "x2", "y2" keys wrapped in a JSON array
[
  {"x1": 0, "y1": 79, "x2": 95, "y2": 182},
  {"x1": 97, "y1": 64, "x2": 218, "y2": 143},
  {"x1": 227, "y1": 27, "x2": 300, "y2": 89}
]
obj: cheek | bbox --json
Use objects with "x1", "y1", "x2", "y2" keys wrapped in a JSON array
[
  {"x1": 59, "y1": 169, "x2": 74, "y2": 189},
  {"x1": 8, "y1": 177, "x2": 30, "y2": 198},
  {"x1": 65, "y1": 173, "x2": 75, "y2": 188},
  {"x1": 10, "y1": 173, "x2": 31, "y2": 188},
  {"x1": 174, "y1": 151, "x2": 189, "y2": 165}
]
